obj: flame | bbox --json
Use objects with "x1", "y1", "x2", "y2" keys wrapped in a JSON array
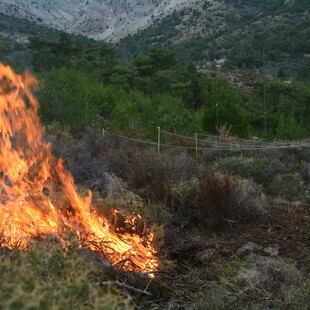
[{"x1": 0, "y1": 63, "x2": 158, "y2": 274}]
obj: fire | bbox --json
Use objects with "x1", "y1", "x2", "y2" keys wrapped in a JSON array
[{"x1": 0, "y1": 63, "x2": 158, "y2": 274}]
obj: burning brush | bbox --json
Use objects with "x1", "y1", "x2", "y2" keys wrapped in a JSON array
[{"x1": 0, "y1": 63, "x2": 158, "y2": 275}]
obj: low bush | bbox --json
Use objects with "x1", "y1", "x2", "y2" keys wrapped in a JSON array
[
  {"x1": 220, "y1": 256, "x2": 250, "y2": 278},
  {"x1": 196, "y1": 256, "x2": 303, "y2": 310},
  {"x1": 103, "y1": 173, "x2": 144, "y2": 210},
  {"x1": 268, "y1": 173, "x2": 309, "y2": 201},
  {"x1": 233, "y1": 256, "x2": 302, "y2": 298},
  {"x1": 199, "y1": 173, "x2": 266, "y2": 228},
  {"x1": 218, "y1": 156, "x2": 286, "y2": 187},
  {"x1": 299, "y1": 163, "x2": 310, "y2": 184},
  {"x1": 171, "y1": 173, "x2": 266, "y2": 230},
  {"x1": 118, "y1": 148, "x2": 203, "y2": 205},
  {"x1": 99, "y1": 137, "x2": 266, "y2": 229},
  {"x1": 0, "y1": 243, "x2": 132, "y2": 310},
  {"x1": 46, "y1": 125, "x2": 109, "y2": 194}
]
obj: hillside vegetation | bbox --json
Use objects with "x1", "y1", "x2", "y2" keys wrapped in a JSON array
[
  {"x1": 0, "y1": 13, "x2": 99, "y2": 71},
  {"x1": 19, "y1": 32, "x2": 310, "y2": 141},
  {"x1": 0, "y1": 13, "x2": 309, "y2": 139},
  {"x1": 118, "y1": 0, "x2": 310, "y2": 80}
]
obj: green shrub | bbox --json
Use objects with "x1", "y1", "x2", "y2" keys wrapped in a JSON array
[
  {"x1": 218, "y1": 156, "x2": 286, "y2": 186},
  {"x1": 220, "y1": 256, "x2": 250, "y2": 278},
  {"x1": 142, "y1": 204, "x2": 171, "y2": 225},
  {"x1": 268, "y1": 173, "x2": 309, "y2": 201}
]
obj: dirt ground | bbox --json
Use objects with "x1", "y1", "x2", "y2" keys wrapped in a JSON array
[
  {"x1": 214, "y1": 202, "x2": 310, "y2": 266},
  {"x1": 156, "y1": 201, "x2": 310, "y2": 309}
]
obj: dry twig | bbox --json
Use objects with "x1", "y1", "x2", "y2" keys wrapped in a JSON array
[{"x1": 97, "y1": 280, "x2": 152, "y2": 296}]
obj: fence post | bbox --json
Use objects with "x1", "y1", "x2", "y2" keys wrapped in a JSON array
[
  {"x1": 195, "y1": 132, "x2": 198, "y2": 157},
  {"x1": 102, "y1": 128, "x2": 105, "y2": 136},
  {"x1": 157, "y1": 127, "x2": 161, "y2": 154}
]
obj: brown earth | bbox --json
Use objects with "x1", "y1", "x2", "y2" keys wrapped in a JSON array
[
  {"x1": 219, "y1": 202, "x2": 310, "y2": 265},
  {"x1": 170, "y1": 201, "x2": 310, "y2": 268},
  {"x1": 158, "y1": 202, "x2": 310, "y2": 308}
]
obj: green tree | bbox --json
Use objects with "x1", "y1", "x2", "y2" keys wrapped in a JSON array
[
  {"x1": 276, "y1": 113, "x2": 306, "y2": 140},
  {"x1": 38, "y1": 67, "x2": 110, "y2": 129},
  {"x1": 203, "y1": 79, "x2": 251, "y2": 137},
  {"x1": 110, "y1": 91, "x2": 154, "y2": 132},
  {"x1": 152, "y1": 94, "x2": 194, "y2": 133},
  {"x1": 133, "y1": 47, "x2": 177, "y2": 77}
]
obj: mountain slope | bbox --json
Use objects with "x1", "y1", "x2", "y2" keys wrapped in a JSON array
[
  {"x1": 0, "y1": 0, "x2": 188, "y2": 41},
  {"x1": 0, "y1": 12, "x2": 103, "y2": 71},
  {"x1": 1, "y1": 0, "x2": 309, "y2": 79},
  {"x1": 117, "y1": 0, "x2": 310, "y2": 79}
]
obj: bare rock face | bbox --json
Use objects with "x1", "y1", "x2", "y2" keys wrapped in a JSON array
[{"x1": 0, "y1": 0, "x2": 189, "y2": 41}]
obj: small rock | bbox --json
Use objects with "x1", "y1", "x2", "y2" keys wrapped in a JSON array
[
  {"x1": 263, "y1": 245, "x2": 279, "y2": 256},
  {"x1": 236, "y1": 242, "x2": 262, "y2": 257}
]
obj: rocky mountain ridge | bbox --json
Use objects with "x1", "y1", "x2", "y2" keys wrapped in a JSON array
[{"x1": 0, "y1": 0, "x2": 188, "y2": 41}]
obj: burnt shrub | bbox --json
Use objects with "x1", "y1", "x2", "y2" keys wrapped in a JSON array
[
  {"x1": 99, "y1": 133, "x2": 137, "y2": 178},
  {"x1": 118, "y1": 149, "x2": 203, "y2": 205},
  {"x1": 46, "y1": 125, "x2": 109, "y2": 193},
  {"x1": 200, "y1": 173, "x2": 266, "y2": 227},
  {"x1": 171, "y1": 173, "x2": 266, "y2": 230}
]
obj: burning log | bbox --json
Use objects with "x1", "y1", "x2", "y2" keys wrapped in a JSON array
[{"x1": 0, "y1": 63, "x2": 158, "y2": 275}]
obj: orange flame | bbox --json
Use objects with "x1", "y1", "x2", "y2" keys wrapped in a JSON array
[{"x1": 0, "y1": 63, "x2": 158, "y2": 274}]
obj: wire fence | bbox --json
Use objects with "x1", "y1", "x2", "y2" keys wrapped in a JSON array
[{"x1": 103, "y1": 128, "x2": 310, "y2": 154}]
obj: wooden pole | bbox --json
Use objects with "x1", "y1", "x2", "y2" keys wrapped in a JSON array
[{"x1": 157, "y1": 127, "x2": 161, "y2": 154}]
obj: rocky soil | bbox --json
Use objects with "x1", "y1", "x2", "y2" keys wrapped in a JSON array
[{"x1": 198, "y1": 68, "x2": 261, "y2": 96}]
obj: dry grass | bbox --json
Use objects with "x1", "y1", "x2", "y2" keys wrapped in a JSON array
[
  {"x1": 0, "y1": 242, "x2": 133, "y2": 310},
  {"x1": 233, "y1": 256, "x2": 302, "y2": 298}
]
